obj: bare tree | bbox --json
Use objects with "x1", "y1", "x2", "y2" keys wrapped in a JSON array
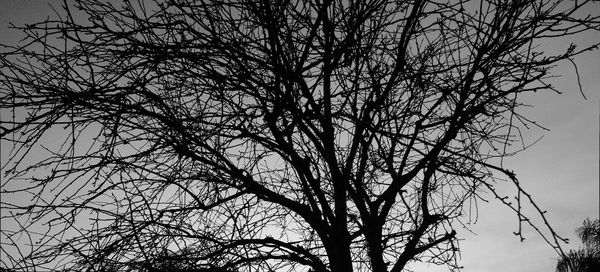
[{"x1": 1, "y1": 0, "x2": 598, "y2": 271}]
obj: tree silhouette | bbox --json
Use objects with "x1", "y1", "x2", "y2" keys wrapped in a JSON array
[
  {"x1": 1, "y1": 1, "x2": 598, "y2": 272},
  {"x1": 556, "y1": 218, "x2": 600, "y2": 272}
]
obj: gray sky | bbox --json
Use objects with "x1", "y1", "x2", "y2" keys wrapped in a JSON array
[{"x1": 1, "y1": 1, "x2": 598, "y2": 271}]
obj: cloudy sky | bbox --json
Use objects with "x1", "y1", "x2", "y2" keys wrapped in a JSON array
[{"x1": 0, "y1": 1, "x2": 598, "y2": 271}]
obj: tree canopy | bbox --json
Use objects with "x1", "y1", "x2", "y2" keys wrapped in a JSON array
[
  {"x1": 1, "y1": 0, "x2": 599, "y2": 271},
  {"x1": 556, "y1": 218, "x2": 600, "y2": 272}
]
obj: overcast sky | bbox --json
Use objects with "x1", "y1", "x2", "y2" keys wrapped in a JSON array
[{"x1": 1, "y1": 1, "x2": 598, "y2": 272}]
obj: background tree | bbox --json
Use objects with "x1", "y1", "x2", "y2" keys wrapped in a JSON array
[
  {"x1": 556, "y1": 218, "x2": 600, "y2": 272},
  {"x1": 1, "y1": 0, "x2": 598, "y2": 271}
]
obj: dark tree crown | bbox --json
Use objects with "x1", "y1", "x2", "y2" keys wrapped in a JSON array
[{"x1": 1, "y1": 1, "x2": 599, "y2": 272}]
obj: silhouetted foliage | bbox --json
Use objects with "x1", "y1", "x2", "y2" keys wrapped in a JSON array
[
  {"x1": 556, "y1": 218, "x2": 600, "y2": 272},
  {"x1": 577, "y1": 219, "x2": 600, "y2": 249},
  {"x1": 1, "y1": 0, "x2": 599, "y2": 272}
]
